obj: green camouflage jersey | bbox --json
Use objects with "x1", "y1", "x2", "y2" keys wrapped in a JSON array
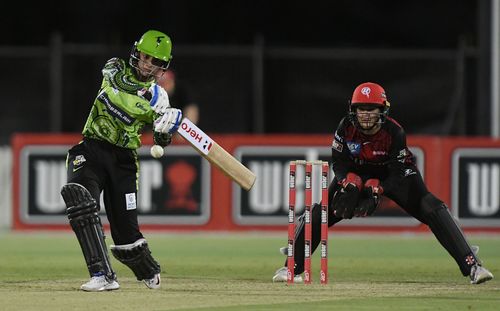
[{"x1": 82, "y1": 58, "x2": 157, "y2": 149}]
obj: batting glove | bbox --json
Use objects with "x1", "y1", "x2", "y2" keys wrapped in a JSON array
[
  {"x1": 154, "y1": 108, "x2": 183, "y2": 134},
  {"x1": 149, "y1": 83, "x2": 171, "y2": 114}
]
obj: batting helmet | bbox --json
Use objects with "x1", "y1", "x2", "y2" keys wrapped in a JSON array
[{"x1": 129, "y1": 30, "x2": 172, "y2": 80}]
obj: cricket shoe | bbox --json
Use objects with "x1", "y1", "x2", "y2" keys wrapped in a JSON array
[
  {"x1": 80, "y1": 275, "x2": 120, "y2": 292},
  {"x1": 470, "y1": 265, "x2": 493, "y2": 285},
  {"x1": 272, "y1": 267, "x2": 303, "y2": 283},
  {"x1": 144, "y1": 273, "x2": 161, "y2": 289}
]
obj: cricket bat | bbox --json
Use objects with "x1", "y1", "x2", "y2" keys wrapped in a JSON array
[{"x1": 173, "y1": 118, "x2": 256, "y2": 191}]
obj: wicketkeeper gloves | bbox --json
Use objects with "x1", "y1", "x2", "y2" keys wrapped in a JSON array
[
  {"x1": 332, "y1": 172, "x2": 362, "y2": 219},
  {"x1": 353, "y1": 179, "x2": 383, "y2": 217},
  {"x1": 333, "y1": 175, "x2": 383, "y2": 219}
]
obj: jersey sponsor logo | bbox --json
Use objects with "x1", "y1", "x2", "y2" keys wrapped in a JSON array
[
  {"x1": 404, "y1": 168, "x2": 416, "y2": 177},
  {"x1": 97, "y1": 92, "x2": 136, "y2": 125},
  {"x1": 135, "y1": 102, "x2": 147, "y2": 112},
  {"x1": 334, "y1": 131, "x2": 344, "y2": 143},
  {"x1": 372, "y1": 151, "x2": 387, "y2": 156},
  {"x1": 332, "y1": 139, "x2": 343, "y2": 152},
  {"x1": 125, "y1": 193, "x2": 137, "y2": 210},
  {"x1": 347, "y1": 141, "x2": 361, "y2": 156}
]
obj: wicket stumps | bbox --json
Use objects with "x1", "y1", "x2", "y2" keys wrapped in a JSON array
[{"x1": 287, "y1": 160, "x2": 329, "y2": 285}]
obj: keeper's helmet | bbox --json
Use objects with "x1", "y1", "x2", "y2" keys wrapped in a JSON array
[
  {"x1": 129, "y1": 30, "x2": 173, "y2": 80},
  {"x1": 348, "y1": 82, "x2": 391, "y2": 126}
]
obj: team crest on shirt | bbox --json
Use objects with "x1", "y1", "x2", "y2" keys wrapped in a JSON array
[
  {"x1": 347, "y1": 141, "x2": 361, "y2": 156},
  {"x1": 73, "y1": 155, "x2": 86, "y2": 166},
  {"x1": 72, "y1": 155, "x2": 86, "y2": 172}
]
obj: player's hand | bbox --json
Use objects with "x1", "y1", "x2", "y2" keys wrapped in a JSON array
[
  {"x1": 154, "y1": 108, "x2": 183, "y2": 134},
  {"x1": 353, "y1": 179, "x2": 383, "y2": 217},
  {"x1": 153, "y1": 132, "x2": 173, "y2": 147},
  {"x1": 353, "y1": 192, "x2": 378, "y2": 217},
  {"x1": 332, "y1": 173, "x2": 362, "y2": 219},
  {"x1": 148, "y1": 83, "x2": 170, "y2": 114},
  {"x1": 364, "y1": 179, "x2": 383, "y2": 197}
]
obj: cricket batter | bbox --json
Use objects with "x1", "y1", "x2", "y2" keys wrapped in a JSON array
[
  {"x1": 60, "y1": 30, "x2": 182, "y2": 291},
  {"x1": 274, "y1": 82, "x2": 494, "y2": 285}
]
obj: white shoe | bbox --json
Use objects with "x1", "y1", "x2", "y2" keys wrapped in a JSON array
[
  {"x1": 272, "y1": 267, "x2": 303, "y2": 283},
  {"x1": 143, "y1": 273, "x2": 161, "y2": 289},
  {"x1": 80, "y1": 275, "x2": 120, "y2": 292},
  {"x1": 470, "y1": 265, "x2": 493, "y2": 284}
]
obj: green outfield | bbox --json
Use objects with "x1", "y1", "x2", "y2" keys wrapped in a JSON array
[{"x1": 0, "y1": 232, "x2": 498, "y2": 310}]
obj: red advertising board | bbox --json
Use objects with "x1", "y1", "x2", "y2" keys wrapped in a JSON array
[{"x1": 11, "y1": 133, "x2": 500, "y2": 232}]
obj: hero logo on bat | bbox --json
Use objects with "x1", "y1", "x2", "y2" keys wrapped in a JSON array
[{"x1": 180, "y1": 119, "x2": 213, "y2": 155}]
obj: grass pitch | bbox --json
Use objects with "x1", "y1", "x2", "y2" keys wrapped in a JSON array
[{"x1": 0, "y1": 232, "x2": 499, "y2": 310}]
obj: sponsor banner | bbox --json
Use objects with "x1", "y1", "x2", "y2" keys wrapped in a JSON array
[
  {"x1": 17, "y1": 144, "x2": 210, "y2": 226},
  {"x1": 452, "y1": 148, "x2": 500, "y2": 227},
  {"x1": 233, "y1": 146, "x2": 331, "y2": 226},
  {"x1": 13, "y1": 134, "x2": 500, "y2": 232},
  {"x1": 233, "y1": 146, "x2": 424, "y2": 226}
]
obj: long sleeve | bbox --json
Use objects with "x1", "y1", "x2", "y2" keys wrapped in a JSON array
[{"x1": 331, "y1": 118, "x2": 355, "y2": 181}]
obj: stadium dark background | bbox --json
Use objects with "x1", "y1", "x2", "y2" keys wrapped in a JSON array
[
  {"x1": 4, "y1": 1, "x2": 477, "y2": 48},
  {"x1": 1, "y1": 0, "x2": 494, "y2": 142}
]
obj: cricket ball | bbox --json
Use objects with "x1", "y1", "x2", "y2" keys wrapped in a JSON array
[{"x1": 150, "y1": 145, "x2": 164, "y2": 158}]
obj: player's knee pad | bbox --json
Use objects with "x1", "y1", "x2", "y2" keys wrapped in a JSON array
[
  {"x1": 420, "y1": 192, "x2": 478, "y2": 276},
  {"x1": 420, "y1": 192, "x2": 446, "y2": 217},
  {"x1": 420, "y1": 193, "x2": 460, "y2": 240},
  {"x1": 61, "y1": 183, "x2": 115, "y2": 280},
  {"x1": 110, "y1": 239, "x2": 161, "y2": 280}
]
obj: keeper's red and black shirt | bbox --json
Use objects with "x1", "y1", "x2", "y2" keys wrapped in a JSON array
[{"x1": 331, "y1": 116, "x2": 416, "y2": 194}]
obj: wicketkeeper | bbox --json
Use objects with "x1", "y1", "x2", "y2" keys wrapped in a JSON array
[
  {"x1": 61, "y1": 30, "x2": 183, "y2": 291},
  {"x1": 273, "y1": 82, "x2": 494, "y2": 285}
]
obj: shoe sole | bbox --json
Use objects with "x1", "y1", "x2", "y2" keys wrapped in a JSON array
[
  {"x1": 471, "y1": 275, "x2": 493, "y2": 285},
  {"x1": 273, "y1": 272, "x2": 303, "y2": 283},
  {"x1": 81, "y1": 283, "x2": 120, "y2": 292},
  {"x1": 144, "y1": 274, "x2": 161, "y2": 289}
]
